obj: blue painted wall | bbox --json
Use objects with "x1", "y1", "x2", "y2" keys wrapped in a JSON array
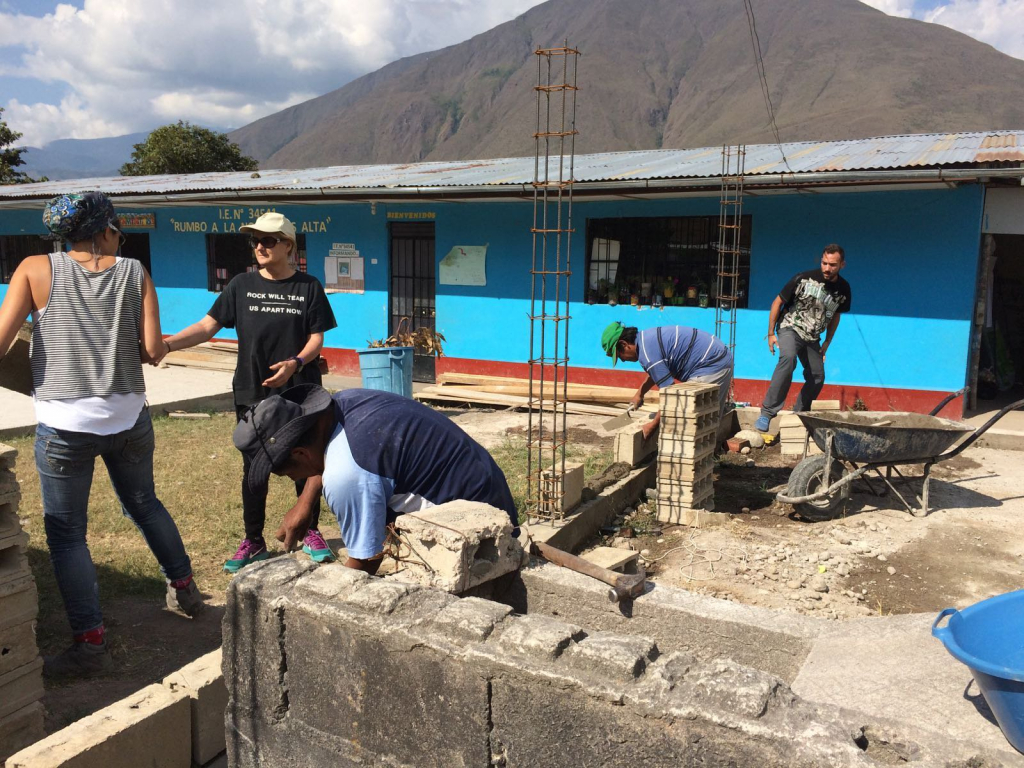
[{"x1": 0, "y1": 184, "x2": 984, "y2": 394}]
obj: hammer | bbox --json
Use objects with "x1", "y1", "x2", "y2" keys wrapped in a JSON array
[{"x1": 531, "y1": 541, "x2": 647, "y2": 603}]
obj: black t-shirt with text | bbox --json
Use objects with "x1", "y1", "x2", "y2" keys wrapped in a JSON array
[
  {"x1": 777, "y1": 269, "x2": 852, "y2": 342},
  {"x1": 209, "y1": 270, "x2": 337, "y2": 405}
]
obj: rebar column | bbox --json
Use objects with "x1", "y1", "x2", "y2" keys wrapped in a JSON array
[
  {"x1": 714, "y1": 145, "x2": 746, "y2": 396},
  {"x1": 526, "y1": 42, "x2": 579, "y2": 522}
]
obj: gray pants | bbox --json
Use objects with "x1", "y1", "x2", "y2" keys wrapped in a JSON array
[{"x1": 760, "y1": 327, "x2": 825, "y2": 418}]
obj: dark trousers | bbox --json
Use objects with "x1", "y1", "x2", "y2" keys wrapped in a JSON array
[
  {"x1": 235, "y1": 407, "x2": 317, "y2": 541},
  {"x1": 759, "y1": 328, "x2": 826, "y2": 419}
]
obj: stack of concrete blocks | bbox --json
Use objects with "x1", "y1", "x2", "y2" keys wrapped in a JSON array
[
  {"x1": 0, "y1": 443, "x2": 45, "y2": 763},
  {"x1": 390, "y1": 500, "x2": 525, "y2": 593},
  {"x1": 8, "y1": 648, "x2": 229, "y2": 768},
  {"x1": 779, "y1": 401, "x2": 841, "y2": 457},
  {"x1": 655, "y1": 383, "x2": 720, "y2": 525}
]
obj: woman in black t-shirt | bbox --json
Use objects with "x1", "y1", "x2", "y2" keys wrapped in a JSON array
[{"x1": 160, "y1": 212, "x2": 337, "y2": 572}]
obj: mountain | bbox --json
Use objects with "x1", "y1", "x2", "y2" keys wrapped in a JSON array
[
  {"x1": 18, "y1": 132, "x2": 149, "y2": 180},
  {"x1": 229, "y1": 0, "x2": 1024, "y2": 169}
]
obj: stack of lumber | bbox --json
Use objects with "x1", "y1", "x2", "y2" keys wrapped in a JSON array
[
  {"x1": 655, "y1": 382, "x2": 720, "y2": 523},
  {"x1": 0, "y1": 443, "x2": 45, "y2": 761},
  {"x1": 779, "y1": 400, "x2": 841, "y2": 456},
  {"x1": 162, "y1": 341, "x2": 238, "y2": 372},
  {"x1": 414, "y1": 373, "x2": 659, "y2": 417}
]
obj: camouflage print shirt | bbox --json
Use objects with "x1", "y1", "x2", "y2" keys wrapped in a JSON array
[{"x1": 777, "y1": 270, "x2": 852, "y2": 342}]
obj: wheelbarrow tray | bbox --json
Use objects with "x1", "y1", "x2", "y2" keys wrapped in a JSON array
[{"x1": 796, "y1": 410, "x2": 974, "y2": 464}]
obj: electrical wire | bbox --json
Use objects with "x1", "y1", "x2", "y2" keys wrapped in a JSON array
[{"x1": 742, "y1": 0, "x2": 793, "y2": 174}]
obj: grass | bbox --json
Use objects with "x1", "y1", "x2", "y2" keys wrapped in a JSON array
[{"x1": 11, "y1": 413, "x2": 612, "y2": 651}]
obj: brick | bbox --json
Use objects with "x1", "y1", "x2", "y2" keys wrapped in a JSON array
[
  {"x1": 0, "y1": 502, "x2": 22, "y2": 540},
  {"x1": 0, "y1": 621, "x2": 40, "y2": 677},
  {"x1": 726, "y1": 437, "x2": 750, "y2": 453},
  {"x1": 7, "y1": 682, "x2": 190, "y2": 768},
  {"x1": 613, "y1": 423, "x2": 657, "y2": 467},
  {"x1": 0, "y1": 702, "x2": 44, "y2": 763},
  {"x1": 658, "y1": 475, "x2": 715, "y2": 500},
  {"x1": 656, "y1": 503, "x2": 722, "y2": 527},
  {"x1": 0, "y1": 575, "x2": 37, "y2": 628},
  {"x1": 657, "y1": 454, "x2": 714, "y2": 483},
  {"x1": 659, "y1": 382, "x2": 720, "y2": 414},
  {"x1": 0, "y1": 658, "x2": 43, "y2": 720},
  {"x1": 293, "y1": 561, "x2": 370, "y2": 598},
  {"x1": 658, "y1": 432, "x2": 716, "y2": 461},
  {"x1": 429, "y1": 596, "x2": 513, "y2": 643},
  {"x1": 393, "y1": 500, "x2": 523, "y2": 593},
  {"x1": 162, "y1": 649, "x2": 227, "y2": 766},
  {"x1": 0, "y1": 540, "x2": 31, "y2": 589},
  {"x1": 564, "y1": 632, "x2": 657, "y2": 682},
  {"x1": 540, "y1": 460, "x2": 584, "y2": 514}
]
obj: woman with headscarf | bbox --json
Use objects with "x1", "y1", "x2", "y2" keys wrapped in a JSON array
[
  {"x1": 0, "y1": 191, "x2": 202, "y2": 679},
  {"x1": 161, "y1": 212, "x2": 337, "y2": 572}
]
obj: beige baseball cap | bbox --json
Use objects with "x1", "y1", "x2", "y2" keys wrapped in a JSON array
[{"x1": 239, "y1": 212, "x2": 296, "y2": 243}]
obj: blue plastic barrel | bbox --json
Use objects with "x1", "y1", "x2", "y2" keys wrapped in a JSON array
[
  {"x1": 932, "y1": 590, "x2": 1024, "y2": 753},
  {"x1": 357, "y1": 347, "x2": 414, "y2": 398}
]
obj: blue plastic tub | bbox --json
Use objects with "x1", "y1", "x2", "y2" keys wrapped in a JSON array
[
  {"x1": 932, "y1": 589, "x2": 1024, "y2": 753},
  {"x1": 357, "y1": 347, "x2": 414, "y2": 398}
]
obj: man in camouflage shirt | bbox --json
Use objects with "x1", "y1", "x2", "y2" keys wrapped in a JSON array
[{"x1": 754, "y1": 244, "x2": 852, "y2": 434}]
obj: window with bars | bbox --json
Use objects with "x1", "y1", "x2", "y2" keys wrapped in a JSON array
[
  {"x1": 206, "y1": 233, "x2": 307, "y2": 291},
  {"x1": 0, "y1": 235, "x2": 50, "y2": 283},
  {"x1": 585, "y1": 216, "x2": 751, "y2": 308}
]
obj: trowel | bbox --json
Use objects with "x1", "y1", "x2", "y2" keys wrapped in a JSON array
[{"x1": 602, "y1": 403, "x2": 636, "y2": 431}]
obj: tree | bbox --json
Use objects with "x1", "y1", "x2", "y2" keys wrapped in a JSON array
[
  {"x1": 120, "y1": 120, "x2": 259, "y2": 176},
  {"x1": 0, "y1": 107, "x2": 36, "y2": 185}
]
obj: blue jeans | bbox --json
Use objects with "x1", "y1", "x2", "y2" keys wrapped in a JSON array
[{"x1": 34, "y1": 407, "x2": 192, "y2": 635}]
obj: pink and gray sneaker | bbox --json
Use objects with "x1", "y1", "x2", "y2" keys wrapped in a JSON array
[
  {"x1": 302, "y1": 529, "x2": 335, "y2": 564},
  {"x1": 224, "y1": 537, "x2": 269, "y2": 573}
]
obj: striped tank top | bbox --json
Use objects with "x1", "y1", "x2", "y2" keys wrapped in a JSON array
[{"x1": 30, "y1": 252, "x2": 147, "y2": 401}]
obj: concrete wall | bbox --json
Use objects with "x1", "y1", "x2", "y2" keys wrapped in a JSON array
[
  {"x1": 0, "y1": 184, "x2": 984, "y2": 413},
  {"x1": 221, "y1": 557, "x2": 993, "y2": 768}
]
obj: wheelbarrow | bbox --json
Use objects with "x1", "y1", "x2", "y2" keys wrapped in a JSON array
[{"x1": 776, "y1": 389, "x2": 1024, "y2": 519}]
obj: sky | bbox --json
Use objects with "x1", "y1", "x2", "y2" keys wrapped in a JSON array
[{"x1": 0, "y1": 0, "x2": 1021, "y2": 148}]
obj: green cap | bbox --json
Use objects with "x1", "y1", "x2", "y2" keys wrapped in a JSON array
[{"x1": 601, "y1": 321, "x2": 625, "y2": 366}]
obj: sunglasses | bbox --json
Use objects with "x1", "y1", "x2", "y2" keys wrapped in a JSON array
[{"x1": 250, "y1": 235, "x2": 284, "y2": 249}]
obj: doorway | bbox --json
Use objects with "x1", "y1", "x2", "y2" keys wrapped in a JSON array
[{"x1": 389, "y1": 222, "x2": 436, "y2": 383}]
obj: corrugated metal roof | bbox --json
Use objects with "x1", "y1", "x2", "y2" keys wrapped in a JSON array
[{"x1": 1, "y1": 130, "x2": 1021, "y2": 199}]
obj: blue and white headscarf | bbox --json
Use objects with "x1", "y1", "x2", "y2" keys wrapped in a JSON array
[{"x1": 42, "y1": 192, "x2": 119, "y2": 242}]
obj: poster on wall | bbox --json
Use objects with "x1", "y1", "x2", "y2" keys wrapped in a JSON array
[
  {"x1": 439, "y1": 245, "x2": 487, "y2": 286},
  {"x1": 324, "y1": 242, "x2": 365, "y2": 293}
]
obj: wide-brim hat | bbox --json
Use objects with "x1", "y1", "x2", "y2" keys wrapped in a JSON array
[
  {"x1": 233, "y1": 384, "x2": 333, "y2": 495},
  {"x1": 601, "y1": 321, "x2": 625, "y2": 367},
  {"x1": 239, "y1": 211, "x2": 297, "y2": 244}
]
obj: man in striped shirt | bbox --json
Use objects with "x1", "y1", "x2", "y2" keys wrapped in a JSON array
[{"x1": 602, "y1": 323, "x2": 734, "y2": 440}]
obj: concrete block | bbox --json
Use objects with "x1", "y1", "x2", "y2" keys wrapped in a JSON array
[
  {"x1": 580, "y1": 546, "x2": 639, "y2": 574},
  {"x1": 0, "y1": 575, "x2": 38, "y2": 628},
  {"x1": 7, "y1": 682, "x2": 190, "y2": 768},
  {"x1": 495, "y1": 614, "x2": 584, "y2": 661},
  {"x1": 660, "y1": 410, "x2": 719, "y2": 438},
  {"x1": 0, "y1": 501, "x2": 21, "y2": 540},
  {"x1": 655, "y1": 504, "x2": 724, "y2": 527},
  {"x1": 429, "y1": 596, "x2": 513, "y2": 643},
  {"x1": 563, "y1": 632, "x2": 658, "y2": 681},
  {"x1": 0, "y1": 443, "x2": 17, "y2": 471},
  {"x1": 0, "y1": 702, "x2": 44, "y2": 763},
  {"x1": 200, "y1": 754, "x2": 227, "y2": 768},
  {"x1": 613, "y1": 423, "x2": 657, "y2": 467},
  {"x1": 0, "y1": 472, "x2": 21, "y2": 512},
  {"x1": 162, "y1": 648, "x2": 227, "y2": 766},
  {"x1": 659, "y1": 382, "x2": 720, "y2": 414},
  {"x1": 293, "y1": 561, "x2": 370, "y2": 598},
  {"x1": 658, "y1": 432, "x2": 716, "y2": 461},
  {"x1": 656, "y1": 454, "x2": 714, "y2": 483},
  {"x1": 0, "y1": 620, "x2": 39, "y2": 677},
  {"x1": 393, "y1": 501, "x2": 523, "y2": 593},
  {"x1": 657, "y1": 476, "x2": 715, "y2": 506},
  {"x1": 540, "y1": 460, "x2": 584, "y2": 513},
  {"x1": 0, "y1": 658, "x2": 43, "y2": 720}
]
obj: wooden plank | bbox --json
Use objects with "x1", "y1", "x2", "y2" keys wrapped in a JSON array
[
  {"x1": 414, "y1": 388, "x2": 645, "y2": 417},
  {"x1": 162, "y1": 357, "x2": 235, "y2": 372},
  {"x1": 437, "y1": 372, "x2": 660, "y2": 402}
]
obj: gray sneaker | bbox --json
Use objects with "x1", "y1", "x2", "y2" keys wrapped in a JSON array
[
  {"x1": 43, "y1": 641, "x2": 113, "y2": 679},
  {"x1": 166, "y1": 579, "x2": 204, "y2": 618}
]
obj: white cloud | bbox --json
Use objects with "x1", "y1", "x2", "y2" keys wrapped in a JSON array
[
  {"x1": 923, "y1": 0, "x2": 1024, "y2": 59},
  {"x1": 0, "y1": 0, "x2": 545, "y2": 146},
  {"x1": 859, "y1": 0, "x2": 916, "y2": 17}
]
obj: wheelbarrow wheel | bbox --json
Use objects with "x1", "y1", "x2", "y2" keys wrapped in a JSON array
[{"x1": 787, "y1": 454, "x2": 849, "y2": 520}]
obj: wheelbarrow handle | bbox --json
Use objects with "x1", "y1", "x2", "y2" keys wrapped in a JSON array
[
  {"x1": 928, "y1": 387, "x2": 968, "y2": 416},
  {"x1": 936, "y1": 396, "x2": 1024, "y2": 462},
  {"x1": 931, "y1": 607, "x2": 958, "y2": 639}
]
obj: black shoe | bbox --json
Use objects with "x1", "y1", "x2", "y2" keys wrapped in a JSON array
[{"x1": 43, "y1": 641, "x2": 113, "y2": 679}]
